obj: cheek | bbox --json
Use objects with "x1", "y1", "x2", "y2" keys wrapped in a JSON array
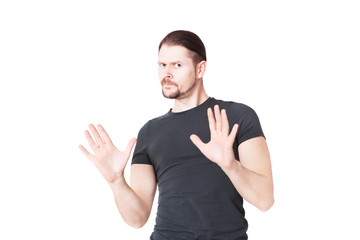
[
  {"x1": 179, "y1": 68, "x2": 195, "y2": 79},
  {"x1": 158, "y1": 69, "x2": 168, "y2": 80}
]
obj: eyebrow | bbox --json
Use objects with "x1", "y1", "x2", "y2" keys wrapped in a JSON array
[{"x1": 157, "y1": 61, "x2": 185, "y2": 64}]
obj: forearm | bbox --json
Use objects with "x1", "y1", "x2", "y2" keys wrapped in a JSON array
[
  {"x1": 222, "y1": 160, "x2": 274, "y2": 211},
  {"x1": 109, "y1": 177, "x2": 150, "y2": 228}
]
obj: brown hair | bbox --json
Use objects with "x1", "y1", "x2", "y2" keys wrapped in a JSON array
[{"x1": 158, "y1": 30, "x2": 207, "y2": 64}]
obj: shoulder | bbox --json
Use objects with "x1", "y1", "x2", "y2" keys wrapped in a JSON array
[
  {"x1": 136, "y1": 120, "x2": 151, "y2": 137},
  {"x1": 212, "y1": 97, "x2": 257, "y2": 118},
  {"x1": 138, "y1": 111, "x2": 170, "y2": 133}
]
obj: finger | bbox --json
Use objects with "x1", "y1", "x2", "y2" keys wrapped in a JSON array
[
  {"x1": 89, "y1": 124, "x2": 105, "y2": 147},
  {"x1": 221, "y1": 109, "x2": 229, "y2": 134},
  {"x1": 78, "y1": 144, "x2": 94, "y2": 162},
  {"x1": 207, "y1": 107, "x2": 216, "y2": 132},
  {"x1": 214, "y1": 105, "x2": 222, "y2": 132},
  {"x1": 190, "y1": 134, "x2": 206, "y2": 151},
  {"x1": 123, "y1": 138, "x2": 137, "y2": 160},
  {"x1": 97, "y1": 124, "x2": 113, "y2": 145},
  {"x1": 84, "y1": 129, "x2": 99, "y2": 152},
  {"x1": 228, "y1": 124, "x2": 239, "y2": 143}
]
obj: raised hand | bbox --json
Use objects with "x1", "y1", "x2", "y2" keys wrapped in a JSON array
[
  {"x1": 190, "y1": 105, "x2": 239, "y2": 170},
  {"x1": 79, "y1": 124, "x2": 137, "y2": 183}
]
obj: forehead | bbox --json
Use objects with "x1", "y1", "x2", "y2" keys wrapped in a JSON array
[{"x1": 158, "y1": 45, "x2": 193, "y2": 63}]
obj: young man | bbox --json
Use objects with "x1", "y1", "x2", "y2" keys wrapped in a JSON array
[{"x1": 79, "y1": 30, "x2": 274, "y2": 240}]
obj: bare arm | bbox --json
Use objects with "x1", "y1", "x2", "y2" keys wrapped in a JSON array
[
  {"x1": 222, "y1": 137, "x2": 274, "y2": 211},
  {"x1": 79, "y1": 124, "x2": 156, "y2": 228},
  {"x1": 109, "y1": 164, "x2": 156, "y2": 228}
]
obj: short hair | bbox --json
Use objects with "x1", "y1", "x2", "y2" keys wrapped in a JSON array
[{"x1": 158, "y1": 30, "x2": 207, "y2": 64}]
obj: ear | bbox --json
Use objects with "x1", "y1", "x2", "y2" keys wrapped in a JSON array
[{"x1": 196, "y1": 60, "x2": 207, "y2": 79}]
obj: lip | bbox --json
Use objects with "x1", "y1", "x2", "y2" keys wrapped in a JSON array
[{"x1": 162, "y1": 81, "x2": 176, "y2": 87}]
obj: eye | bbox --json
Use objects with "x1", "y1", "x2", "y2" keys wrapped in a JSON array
[
  {"x1": 159, "y1": 63, "x2": 166, "y2": 68},
  {"x1": 175, "y1": 63, "x2": 181, "y2": 68}
]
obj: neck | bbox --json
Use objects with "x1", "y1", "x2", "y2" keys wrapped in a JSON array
[{"x1": 171, "y1": 80, "x2": 209, "y2": 113}]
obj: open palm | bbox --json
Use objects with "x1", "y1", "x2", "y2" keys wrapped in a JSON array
[
  {"x1": 79, "y1": 124, "x2": 137, "y2": 183},
  {"x1": 190, "y1": 105, "x2": 239, "y2": 170}
]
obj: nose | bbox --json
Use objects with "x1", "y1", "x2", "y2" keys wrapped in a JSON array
[{"x1": 164, "y1": 65, "x2": 173, "y2": 79}]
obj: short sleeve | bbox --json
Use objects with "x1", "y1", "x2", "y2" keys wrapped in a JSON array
[
  {"x1": 236, "y1": 107, "x2": 265, "y2": 146},
  {"x1": 131, "y1": 122, "x2": 152, "y2": 165}
]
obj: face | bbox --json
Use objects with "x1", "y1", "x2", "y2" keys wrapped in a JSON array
[{"x1": 158, "y1": 44, "x2": 198, "y2": 99}]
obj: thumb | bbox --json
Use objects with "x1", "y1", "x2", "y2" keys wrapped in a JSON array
[
  {"x1": 190, "y1": 134, "x2": 205, "y2": 151},
  {"x1": 123, "y1": 138, "x2": 137, "y2": 160}
]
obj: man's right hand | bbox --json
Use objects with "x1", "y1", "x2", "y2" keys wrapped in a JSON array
[{"x1": 79, "y1": 124, "x2": 137, "y2": 183}]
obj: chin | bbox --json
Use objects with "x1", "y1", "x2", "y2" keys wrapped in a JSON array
[
  {"x1": 162, "y1": 87, "x2": 179, "y2": 99},
  {"x1": 162, "y1": 90, "x2": 179, "y2": 99}
]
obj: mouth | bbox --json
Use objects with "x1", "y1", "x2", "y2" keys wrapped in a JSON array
[
  {"x1": 162, "y1": 80, "x2": 177, "y2": 87},
  {"x1": 163, "y1": 85, "x2": 174, "y2": 90}
]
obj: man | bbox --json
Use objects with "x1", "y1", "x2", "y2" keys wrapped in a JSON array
[{"x1": 79, "y1": 30, "x2": 274, "y2": 240}]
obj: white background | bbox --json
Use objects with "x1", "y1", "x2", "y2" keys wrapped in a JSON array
[{"x1": 1, "y1": 0, "x2": 359, "y2": 239}]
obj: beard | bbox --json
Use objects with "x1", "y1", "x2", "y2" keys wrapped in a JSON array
[{"x1": 161, "y1": 77, "x2": 197, "y2": 99}]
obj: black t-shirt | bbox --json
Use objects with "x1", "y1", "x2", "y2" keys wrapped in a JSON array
[{"x1": 131, "y1": 97, "x2": 265, "y2": 240}]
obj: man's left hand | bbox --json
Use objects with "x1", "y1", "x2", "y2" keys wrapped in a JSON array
[{"x1": 190, "y1": 105, "x2": 239, "y2": 170}]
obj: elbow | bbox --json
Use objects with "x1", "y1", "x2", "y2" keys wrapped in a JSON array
[
  {"x1": 257, "y1": 197, "x2": 274, "y2": 212},
  {"x1": 124, "y1": 208, "x2": 151, "y2": 229},
  {"x1": 127, "y1": 219, "x2": 147, "y2": 229},
  {"x1": 130, "y1": 222, "x2": 146, "y2": 229},
  {"x1": 125, "y1": 214, "x2": 149, "y2": 229}
]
